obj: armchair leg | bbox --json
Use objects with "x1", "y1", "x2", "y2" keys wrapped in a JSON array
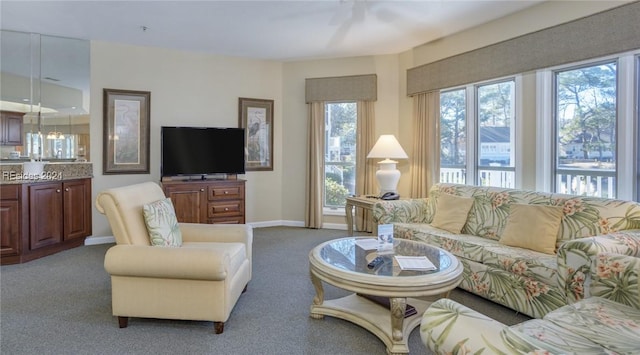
[
  {"x1": 118, "y1": 316, "x2": 129, "y2": 328},
  {"x1": 214, "y1": 321, "x2": 224, "y2": 334},
  {"x1": 242, "y1": 284, "x2": 248, "y2": 293}
]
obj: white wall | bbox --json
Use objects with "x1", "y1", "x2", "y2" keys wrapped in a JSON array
[
  {"x1": 90, "y1": 41, "x2": 283, "y2": 237},
  {"x1": 88, "y1": 1, "x2": 625, "y2": 236},
  {"x1": 280, "y1": 55, "x2": 405, "y2": 225}
]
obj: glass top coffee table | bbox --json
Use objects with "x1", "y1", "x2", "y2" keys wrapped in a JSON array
[{"x1": 309, "y1": 237, "x2": 462, "y2": 355}]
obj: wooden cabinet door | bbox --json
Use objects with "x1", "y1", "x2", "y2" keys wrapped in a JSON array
[
  {"x1": 164, "y1": 183, "x2": 207, "y2": 223},
  {"x1": 63, "y1": 179, "x2": 92, "y2": 240},
  {"x1": 0, "y1": 199, "x2": 20, "y2": 256},
  {"x1": 29, "y1": 183, "x2": 63, "y2": 250},
  {"x1": 1, "y1": 111, "x2": 24, "y2": 145}
]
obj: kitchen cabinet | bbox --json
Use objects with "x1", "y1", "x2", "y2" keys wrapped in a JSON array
[
  {"x1": 0, "y1": 178, "x2": 92, "y2": 265},
  {"x1": 0, "y1": 185, "x2": 23, "y2": 257},
  {"x1": 162, "y1": 179, "x2": 245, "y2": 224},
  {"x1": 0, "y1": 111, "x2": 24, "y2": 146}
]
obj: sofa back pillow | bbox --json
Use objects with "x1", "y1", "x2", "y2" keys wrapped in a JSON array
[
  {"x1": 499, "y1": 204, "x2": 563, "y2": 254},
  {"x1": 431, "y1": 193, "x2": 475, "y2": 233}
]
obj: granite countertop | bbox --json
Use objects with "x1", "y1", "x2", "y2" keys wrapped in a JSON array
[{"x1": 0, "y1": 161, "x2": 93, "y2": 184}]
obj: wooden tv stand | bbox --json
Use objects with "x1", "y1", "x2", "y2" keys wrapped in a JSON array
[{"x1": 161, "y1": 179, "x2": 245, "y2": 224}]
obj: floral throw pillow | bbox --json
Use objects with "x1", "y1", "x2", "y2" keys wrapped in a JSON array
[{"x1": 142, "y1": 198, "x2": 182, "y2": 247}]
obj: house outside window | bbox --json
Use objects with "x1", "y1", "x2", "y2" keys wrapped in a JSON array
[
  {"x1": 324, "y1": 102, "x2": 357, "y2": 210},
  {"x1": 440, "y1": 78, "x2": 517, "y2": 188}
]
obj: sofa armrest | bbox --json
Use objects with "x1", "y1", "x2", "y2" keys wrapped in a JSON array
[
  {"x1": 421, "y1": 298, "x2": 523, "y2": 354},
  {"x1": 372, "y1": 198, "x2": 431, "y2": 224},
  {"x1": 557, "y1": 230, "x2": 640, "y2": 303},
  {"x1": 104, "y1": 245, "x2": 230, "y2": 281},
  {"x1": 590, "y1": 252, "x2": 640, "y2": 310}
]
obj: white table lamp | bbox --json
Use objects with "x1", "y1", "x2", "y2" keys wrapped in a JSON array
[{"x1": 367, "y1": 135, "x2": 408, "y2": 194}]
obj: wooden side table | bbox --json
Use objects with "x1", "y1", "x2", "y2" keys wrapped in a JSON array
[{"x1": 345, "y1": 196, "x2": 379, "y2": 236}]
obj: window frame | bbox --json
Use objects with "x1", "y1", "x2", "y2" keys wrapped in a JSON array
[
  {"x1": 322, "y1": 100, "x2": 358, "y2": 215},
  {"x1": 439, "y1": 75, "x2": 522, "y2": 188},
  {"x1": 537, "y1": 50, "x2": 639, "y2": 200}
]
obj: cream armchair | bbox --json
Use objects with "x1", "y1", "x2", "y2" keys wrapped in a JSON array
[{"x1": 95, "y1": 181, "x2": 252, "y2": 334}]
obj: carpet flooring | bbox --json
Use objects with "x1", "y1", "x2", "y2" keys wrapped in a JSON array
[{"x1": 0, "y1": 226, "x2": 530, "y2": 354}]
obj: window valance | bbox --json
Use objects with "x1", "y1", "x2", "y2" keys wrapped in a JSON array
[
  {"x1": 407, "y1": 2, "x2": 640, "y2": 96},
  {"x1": 305, "y1": 74, "x2": 377, "y2": 103}
]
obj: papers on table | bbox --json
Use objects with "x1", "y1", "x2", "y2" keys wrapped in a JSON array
[
  {"x1": 394, "y1": 256, "x2": 436, "y2": 271},
  {"x1": 355, "y1": 238, "x2": 379, "y2": 250}
]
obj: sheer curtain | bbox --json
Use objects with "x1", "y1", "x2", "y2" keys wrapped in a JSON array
[
  {"x1": 410, "y1": 91, "x2": 440, "y2": 198},
  {"x1": 355, "y1": 100, "x2": 376, "y2": 232},
  {"x1": 304, "y1": 102, "x2": 325, "y2": 228}
]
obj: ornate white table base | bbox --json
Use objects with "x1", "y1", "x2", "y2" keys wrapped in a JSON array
[
  {"x1": 308, "y1": 238, "x2": 462, "y2": 354},
  {"x1": 310, "y1": 290, "x2": 431, "y2": 354}
]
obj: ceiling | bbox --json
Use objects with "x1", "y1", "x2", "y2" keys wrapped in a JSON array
[{"x1": 0, "y1": 0, "x2": 544, "y2": 61}]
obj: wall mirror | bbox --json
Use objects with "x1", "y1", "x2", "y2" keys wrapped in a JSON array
[{"x1": 0, "y1": 30, "x2": 90, "y2": 162}]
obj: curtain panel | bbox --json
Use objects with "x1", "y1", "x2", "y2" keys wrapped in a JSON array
[
  {"x1": 410, "y1": 92, "x2": 440, "y2": 198},
  {"x1": 407, "y1": 2, "x2": 640, "y2": 95},
  {"x1": 305, "y1": 102, "x2": 325, "y2": 229},
  {"x1": 355, "y1": 101, "x2": 377, "y2": 232}
]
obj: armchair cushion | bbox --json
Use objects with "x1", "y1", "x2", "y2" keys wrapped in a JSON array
[
  {"x1": 143, "y1": 198, "x2": 182, "y2": 247},
  {"x1": 104, "y1": 243, "x2": 246, "y2": 281}
]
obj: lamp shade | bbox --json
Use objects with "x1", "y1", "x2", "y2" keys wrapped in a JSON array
[{"x1": 367, "y1": 135, "x2": 408, "y2": 160}]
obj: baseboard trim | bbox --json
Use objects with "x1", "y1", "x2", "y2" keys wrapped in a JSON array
[
  {"x1": 84, "y1": 235, "x2": 115, "y2": 245},
  {"x1": 84, "y1": 220, "x2": 348, "y2": 245}
]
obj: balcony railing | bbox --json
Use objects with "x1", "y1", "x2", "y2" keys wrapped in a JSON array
[
  {"x1": 555, "y1": 168, "x2": 616, "y2": 198},
  {"x1": 440, "y1": 167, "x2": 515, "y2": 188},
  {"x1": 440, "y1": 167, "x2": 616, "y2": 198}
]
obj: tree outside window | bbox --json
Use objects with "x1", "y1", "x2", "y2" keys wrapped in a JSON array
[{"x1": 555, "y1": 62, "x2": 617, "y2": 197}]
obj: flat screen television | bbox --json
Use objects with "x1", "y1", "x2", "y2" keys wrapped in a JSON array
[{"x1": 161, "y1": 126, "x2": 245, "y2": 177}]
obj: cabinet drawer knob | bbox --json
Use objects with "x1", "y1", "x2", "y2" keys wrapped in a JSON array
[
  {"x1": 56, "y1": 189, "x2": 61, "y2": 193},
  {"x1": 65, "y1": 188, "x2": 69, "y2": 192},
  {"x1": 200, "y1": 188, "x2": 205, "y2": 192},
  {"x1": 224, "y1": 191, "x2": 229, "y2": 194},
  {"x1": 224, "y1": 208, "x2": 229, "y2": 211}
]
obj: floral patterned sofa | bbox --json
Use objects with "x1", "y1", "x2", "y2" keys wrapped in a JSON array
[
  {"x1": 372, "y1": 183, "x2": 640, "y2": 318},
  {"x1": 420, "y1": 252, "x2": 640, "y2": 354}
]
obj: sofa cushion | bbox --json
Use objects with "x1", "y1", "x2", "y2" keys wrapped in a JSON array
[
  {"x1": 431, "y1": 193, "x2": 474, "y2": 233},
  {"x1": 482, "y1": 245, "x2": 558, "y2": 286},
  {"x1": 544, "y1": 297, "x2": 640, "y2": 354},
  {"x1": 143, "y1": 198, "x2": 183, "y2": 247},
  {"x1": 499, "y1": 204, "x2": 563, "y2": 254},
  {"x1": 395, "y1": 223, "x2": 498, "y2": 262},
  {"x1": 506, "y1": 319, "x2": 606, "y2": 354}
]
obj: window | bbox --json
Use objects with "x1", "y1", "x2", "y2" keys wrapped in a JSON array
[
  {"x1": 324, "y1": 102, "x2": 357, "y2": 209},
  {"x1": 538, "y1": 51, "x2": 638, "y2": 200},
  {"x1": 554, "y1": 61, "x2": 617, "y2": 197},
  {"x1": 440, "y1": 78, "x2": 517, "y2": 188}
]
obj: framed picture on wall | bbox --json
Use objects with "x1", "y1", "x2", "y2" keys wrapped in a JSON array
[
  {"x1": 238, "y1": 97, "x2": 274, "y2": 171},
  {"x1": 103, "y1": 88, "x2": 151, "y2": 174}
]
